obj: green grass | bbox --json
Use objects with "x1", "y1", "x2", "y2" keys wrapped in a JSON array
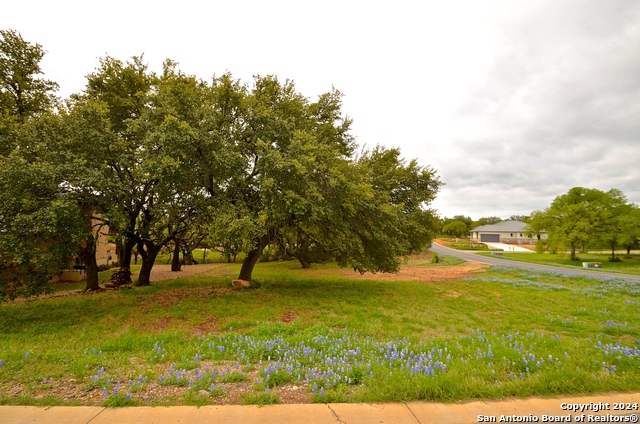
[
  {"x1": 0, "y1": 258, "x2": 638, "y2": 406},
  {"x1": 477, "y1": 252, "x2": 640, "y2": 275},
  {"x1": 242, "y1": 390, "x2": 279, "y2": 405}
]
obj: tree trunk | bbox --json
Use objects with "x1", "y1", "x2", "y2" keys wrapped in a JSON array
[
  {"x1": 182, "y1": 249, "x2": 194, "y2": 265},
  {"x1": 611, "y1": 245, "x2": 616, "y2": 261},
  {"x1": 570, "y1": 243, "x2": 576, "y2": 261},
  {"x1": 627, "y1": 246, "x2": 632, "y2": 255},
  {"x1": 238, "y1": 248, "x2": 262, "y2": 281},
  {"x1": 136, "y1": 243, "x2": 159, "y2": 286},
  {"x1": 238, "y1": 235, "x2": 271, "y2": 281},
  {"x1": 203, "y1": 248, "x2": 207, "y2": 264},
  {"x1": 171, "y1": 240, "x2": 182, "y2": 272},
  {"x1": 81, "y1": 244, "x2": 100, "y2": 291},
  {"x1": 298, "y1": 257, "x2": 311, "y2": 269},
  {"x1": 115, "y1": 238, "x2": 122, "y2": 264},
  {"x1": 120, "y1": 238, "x2": 135, "y2": 269}
]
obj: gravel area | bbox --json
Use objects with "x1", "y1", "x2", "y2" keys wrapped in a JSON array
[{"x1": 131, "y1": 263, "x2": 233, "y2": 282}]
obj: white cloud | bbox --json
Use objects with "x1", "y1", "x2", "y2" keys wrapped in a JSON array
[{"x1": 2, "y1": 0, "x2": 639, "y2": 220}]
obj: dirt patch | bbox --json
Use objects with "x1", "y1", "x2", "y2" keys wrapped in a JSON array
[
  {"x1": 150, "y1": 286, "x2": 214, "y2": 307},
  {"x1": 141, "y1": 316, "x2": 174, "y2": 333},
  {"x1": 131, "y1": 263, "x2": 230, "y2": 283},
  {"x1": 192, "y1": 317, "x2": 220, "y2": 336},
  {"x1": 281, "y1": 310, "x2": 298, "y2": 323},
  {"x1": 302, "y1": 261, "x2": 489, "y2": 283}
]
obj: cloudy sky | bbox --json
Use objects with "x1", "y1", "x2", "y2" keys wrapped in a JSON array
[{"x1": 3, "y1": 0, "x2": 639, "y2": 220}]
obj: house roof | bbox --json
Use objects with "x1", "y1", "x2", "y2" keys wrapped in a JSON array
[{"x1": 471, "y1": 220, "x2": 528, "y2": 233}]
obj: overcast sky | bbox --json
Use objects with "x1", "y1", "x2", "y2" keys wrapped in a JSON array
[{"x1": 3, "y1": 0, "x2": 639, "y2": 220}]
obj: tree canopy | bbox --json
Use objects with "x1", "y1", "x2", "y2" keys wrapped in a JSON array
[
  {"x1": 0, "y1": 31, "x2": 444, "y2": 298},
  {"x1": 528, "y1": 187, "x2": 639, "y2": 260},
  {"x1": 0, "y1": 29, "x2": 58, "y2": 123},
  {"x1": 442, "y1": 220, "x2": 468, "y2": 237}
]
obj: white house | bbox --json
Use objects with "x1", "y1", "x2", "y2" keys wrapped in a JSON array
[{"x1": 469, "y1": 220, "x2": 546, "y2": 244}]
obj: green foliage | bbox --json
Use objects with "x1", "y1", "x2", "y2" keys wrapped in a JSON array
[
  {"x1": 2, "y1": 35, "x2": 443, "y2": 295},
  {"x1": 221, "y1": 371, "x2": 248, "y2": 383},
  {"x1": 442, "y1": 215, "x2": 473, "y2": 230},
  {"x1": 0, "y1": 29, "x2": 58, "y2": 122},
  {"x1": 196, "y1": 76, "x2": 443, "y2": 280},
  {"x1": 103, "y1": 393, "x2": 135, "y2": 407},
  {"x1": 0, "y1": 31, "x2": 86, "y2": 300},
  {"x1": 442, "y1": 220, "x2": 468, "y2": 237},
  {"x1": 530, "y1": 187, "x2": 640, "y2": 262},
  {"x1": 0, "y1": 149, "x2": 87, "y2": 300}
]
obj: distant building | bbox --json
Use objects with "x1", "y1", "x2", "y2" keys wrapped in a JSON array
[
  {"x1": 57, "y1": 217, "x2": 113, "y2": 282},
  {"x1": 469, "y1": 220, "x2": 546, "y2": 244}
]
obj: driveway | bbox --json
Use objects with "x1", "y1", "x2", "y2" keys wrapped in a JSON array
[
  {"x1": 430, "y1": 242, "x2": 640, "y2": 282},
  {"x1": 482, "y1": 242, "x2": 533, "y2": 252}
]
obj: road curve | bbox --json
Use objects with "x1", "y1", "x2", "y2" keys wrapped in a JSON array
[{"x1": 430, "y1": 242, "x2": 640, "y2": 282}]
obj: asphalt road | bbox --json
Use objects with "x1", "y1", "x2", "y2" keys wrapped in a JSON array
[{"x1": 430, "y1": 242, "x2": 640, "y2": 282}]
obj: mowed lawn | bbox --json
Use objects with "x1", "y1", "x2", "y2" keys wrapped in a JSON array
[
  {"x1": 0, "y1": 255, "x2": 638, "y2": 406},
  {"x1": 477, "y1": 251, "x2": 640, "y2": 275}
]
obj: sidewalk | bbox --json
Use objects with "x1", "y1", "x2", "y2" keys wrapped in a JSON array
[{"x1": 1, "y1": 393, "x2": 638, "y2": 423}]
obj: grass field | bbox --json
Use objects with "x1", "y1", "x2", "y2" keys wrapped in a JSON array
[
  {"x1": 477, "y1": 252, "x2": 640, "y2": 275},
  {"x1": 0, "y1": 255, "x2": 638, "y2": 406}
]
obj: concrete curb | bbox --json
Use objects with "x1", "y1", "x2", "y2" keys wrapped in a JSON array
[{"x1": 1, "y1": 393, "x2": 638, "y2": 423}]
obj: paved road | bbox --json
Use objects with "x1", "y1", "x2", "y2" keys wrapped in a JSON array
[{"x1": 430, "y1": 242, "x2": 640, "y2": 282}]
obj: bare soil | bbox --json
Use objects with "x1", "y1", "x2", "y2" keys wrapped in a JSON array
[
  {"x1": 131, "y1": 263, "x2": 232, "y2": 282},
  {"x1": 318, "y1": 261, "x2": 489, "y2": 282}
]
